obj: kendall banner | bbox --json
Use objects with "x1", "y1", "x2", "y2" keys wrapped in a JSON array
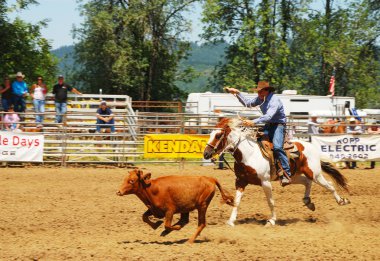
[
  {"x1": 312, "y1": 135, "x2": 380, "y2": 162},
  {"x1": 144, "y1": 134, "x2": 209, "y2": 159},
  {"x1": 0, "y1": 132, "x2": 44, "y2": 162}
]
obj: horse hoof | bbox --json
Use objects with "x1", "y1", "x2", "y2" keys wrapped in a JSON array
[
  {"x1": 226, "y1": 220, "x2": 235, "y2": 227},
  {"x1": 306, "y1": 202, "x2": 316, "y2": 211},
  {"x1": 265, "y1": 219, "x2": 275, "y2": 226},
  {"x1": 338, "y1": 198, "x2": 351, "y2": 205}
]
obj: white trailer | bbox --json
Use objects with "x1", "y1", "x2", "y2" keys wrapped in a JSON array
[
  {"x1": 185, "y1": 91, "x2": 355, "y2": 117},
  {"x1": 185, "y1": 91, "x2": 357, "y2": 131}
]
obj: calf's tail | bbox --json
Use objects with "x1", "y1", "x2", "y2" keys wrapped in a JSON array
[
  {"x1": 214, "y1": 179, "x2": 235, "y2": 206},
  {"x1": 321, "y1": 161, "x2": 350, "y2": 192}
]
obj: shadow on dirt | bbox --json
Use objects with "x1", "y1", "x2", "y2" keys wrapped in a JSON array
[
  {"x1": 118, "y1": 238, "x2": 211, "y2": 245},
  {"x1": 236, "y1": 216, "x2": 302, "y2": 226}
]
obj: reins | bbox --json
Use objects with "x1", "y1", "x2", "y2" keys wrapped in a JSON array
[{"x1": 212, "y1": 126, "x2": 259, "y2": 173}]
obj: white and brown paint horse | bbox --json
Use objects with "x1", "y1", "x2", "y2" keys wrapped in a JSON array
[{"x1": 203, "y1": 118, "x2": 350, "y2": 226}]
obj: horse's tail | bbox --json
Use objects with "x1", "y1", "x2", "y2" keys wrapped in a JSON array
[
  {"x1": 214, "y1": 179, "x2": 235, "y2": 206},
  {"x1": 320, "y1": 161, "x2": 349, "y2": 192}
]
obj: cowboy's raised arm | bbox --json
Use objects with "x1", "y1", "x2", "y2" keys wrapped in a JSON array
[{"x1": 224, "y1": 86, "x2": 260, "y2": 108}]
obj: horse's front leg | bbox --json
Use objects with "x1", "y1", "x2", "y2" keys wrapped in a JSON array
[
  {"x1": 261, "y1": 180, "x2": 276, "y2": 226},
  {"x1": 226, "y1": 187, "x2": 245, "y2": 227}
]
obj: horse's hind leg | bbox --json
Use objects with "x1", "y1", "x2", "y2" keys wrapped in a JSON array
[
  {"x1": 314, "y1": 172, "x2": 350, "y2": 205},
  {"x1": 227, "y1": 187, "x2": 245, "y2": 227},
  {"x1": 261, "y1": 180, "x2": 276, "y2": 226},
  {"x1": 291, "y1": 175, "x2": 315, "y2": 211}
]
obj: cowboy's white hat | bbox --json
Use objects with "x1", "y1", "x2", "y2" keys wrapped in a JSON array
[{"x1": 16, "y1": 72, "x2": 24, "y2": 78}]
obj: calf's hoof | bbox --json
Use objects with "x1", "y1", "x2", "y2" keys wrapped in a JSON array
[{"x1": 160, "y1": 229, "x2": 171, "y2": 237}]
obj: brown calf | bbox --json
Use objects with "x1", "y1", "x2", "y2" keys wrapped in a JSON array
[{"x1": 116, "y1": 169, "x2": 234, "y2": 243}]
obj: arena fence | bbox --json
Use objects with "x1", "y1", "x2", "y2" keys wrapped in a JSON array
[{"x1": 1, "y1": 97, "x2": 379, "y2": 166}]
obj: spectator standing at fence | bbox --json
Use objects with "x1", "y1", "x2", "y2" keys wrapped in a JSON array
[
  {"x1": 0, "y1": 76, "x2": 13, "y2": 112},
  {"x1": 52, "y1": 75, "x2": 82, "y2": 124},
  {"x1": 11, "y1": 72, "x2": 28, "y2": 113},
  {"x1": 345, "y1": 117, "x2": 363, "y2": 169},
  {"x1": 4, "y1": 105, "x2": 22, "y2": 132},
  {"x1": 307, "y1": 113, "x2": 320, "y2": 141},
  {"x1": 30, "y1": 76, "x2": 47, "y2": 127},
  {"x1": 365, "y1": 121, "x2": 380, "y2": 169},
  {"x1": 307, "y1": 114, "x2": 320, "y2": 134},
  {"x1": 96, "y1": 100, "x2": 115, "y2": 133}
]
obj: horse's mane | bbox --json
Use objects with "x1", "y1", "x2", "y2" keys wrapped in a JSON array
[{"x1": 216, "y1": 117, "x2": 241, "y2": 129}]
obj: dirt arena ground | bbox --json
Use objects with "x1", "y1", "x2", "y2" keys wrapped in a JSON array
[{"x1": 1, "y1": 163, "x2": 379, "y2": 260}]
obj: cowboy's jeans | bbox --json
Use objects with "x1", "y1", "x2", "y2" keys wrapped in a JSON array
[
  {"x1": 55, "y1": 102, "x2": 67, "y2": 123},
  {"x1": 265, "y1": 124, "x2": 291, "y2": 176}
]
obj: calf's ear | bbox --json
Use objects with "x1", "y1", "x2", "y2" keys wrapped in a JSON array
[{"x1": 142, "y1": 173, "x2": 152, "y2": 185}]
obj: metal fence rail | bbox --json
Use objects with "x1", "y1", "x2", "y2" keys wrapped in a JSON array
[{"x1": 1, "y1": 108, "x2": 379, "y2": 166}]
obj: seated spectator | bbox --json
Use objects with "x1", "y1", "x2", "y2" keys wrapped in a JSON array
[
  {"x1": 365, "y1": 121, "x2": 380, "y2": 169},
  {"x1": 96, "y1": 100, "x2": 115, "y2": 133},
  {"x1": 3, "y1": 105, "x2": 22, "y2": 132}
]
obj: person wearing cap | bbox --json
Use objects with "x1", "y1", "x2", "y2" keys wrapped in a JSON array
[
  {"x1": 30, "y1": 76, "x2": 48, "y2": 127},
  {"x1": 307, "y1": 113, "x2": 320, "y2": 135},
  {"x1": 0, "y1": 76, "x2": 13, "y2": 112},
  {"x1": 345, "y1": 117, "x2": 363, "y2": 169},
  {"x1": 52, "y1": 75, "x2": 82, "y2": 123},
  {"x1": 95, "y1": 100, "x2": 115, "y2": 133},
  {"x1": 225, "y1": 81, "x2": 292, "y2": 186},
  {"x1": 11, "y1": 72, "x2": 29, "y2": 113}
]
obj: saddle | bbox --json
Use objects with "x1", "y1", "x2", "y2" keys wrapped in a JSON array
[{"x1": 255, "y1": 131, "x2": 299, "y2": 181}]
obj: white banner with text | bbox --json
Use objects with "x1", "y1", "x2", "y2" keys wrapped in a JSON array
[
  {"x1": 0, "y1": 132, "x2": 44, "y2": 162},
  {"x1": 312, "y1": 135, "x2": 380, "y2": 162}
]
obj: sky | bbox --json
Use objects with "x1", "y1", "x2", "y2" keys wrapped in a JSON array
[{"x1": 9, "y1": 0, "x2": 203, "y2": 50}]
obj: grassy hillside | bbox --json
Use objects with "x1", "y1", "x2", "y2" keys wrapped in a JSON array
[{"x1": 51, "y1": 42, "x2": 227, "y2": 93}]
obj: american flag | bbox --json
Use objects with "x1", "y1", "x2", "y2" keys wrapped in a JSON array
[{"x1": 329, "y1": 69, "x2": 335, "y2": 96}]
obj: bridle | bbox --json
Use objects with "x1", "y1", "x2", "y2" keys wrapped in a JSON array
[{"x1": 206, "y1": 130, "x2": 226, "y2": 154}]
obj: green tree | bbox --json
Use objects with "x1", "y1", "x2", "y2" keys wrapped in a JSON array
[
  {"x1": 74, "y1": 0, "x2": 197, "y2": 101},
  {"x1": 0, "y1": 0, "x2": 57, "y2": 87},
  {"x1": 201, "y1": 0, "x2": 380, "y2": 108}
]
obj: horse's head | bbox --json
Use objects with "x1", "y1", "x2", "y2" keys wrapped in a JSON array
[{"x1": 203, "y1": 118, "x2": 240, "y2": 159}]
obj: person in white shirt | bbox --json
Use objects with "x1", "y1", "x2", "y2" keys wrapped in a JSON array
[
  {"x1": 308, "y1": 115, "x2": 320, "y2": 134},
  {"x1": 30, "y1": 76, "x2": 47, "y2": 127}
]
